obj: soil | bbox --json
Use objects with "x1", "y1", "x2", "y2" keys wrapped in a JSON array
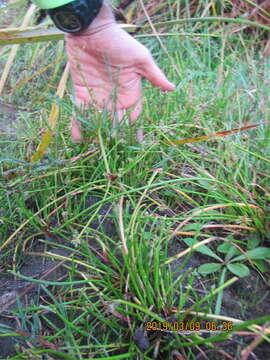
[
  {"x1": 1, "y1": 102, "x2": 270, "y2": 359},
  {"x1": 0, "y1": 191, "x2": 270, "y2": 358}
]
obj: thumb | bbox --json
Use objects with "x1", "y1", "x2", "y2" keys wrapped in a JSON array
[{"x1": 138, "y1": 56, "x2": 175, "y2": 91}]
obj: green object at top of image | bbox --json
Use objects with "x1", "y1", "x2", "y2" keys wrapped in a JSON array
[{"x1": 32, "y1": 0, "x2": 75, "y2": 10}]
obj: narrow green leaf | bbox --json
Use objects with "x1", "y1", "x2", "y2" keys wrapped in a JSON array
[
  {"x1": 184, "y1": 238, "x2": 223, "y2": 262},
  {"x1": 232, "y1": 247, "x2": 270, "y2": 262},
  {"x1": 247, "y1": 236, "x2": 261, "y2": 249},
  {"x1": 225, "y1": 245, "x2": 241, "y2": 261},
  {"x1": 252, "y1": 260, "x2": 267, "y2": 273},
  {"x1": 0, "y1": 157, "x2": 27, "y2": 164},
  {"x1": 215, "y1": 267, "x2": 227, "y2": 315},
  {"x1": 182, "y1": 223, "x2": 203, "y2": 231},
  {"x1": 0, "y1": 24, "x2": 139, "y2": 45},
  {"x1": 227, "y1": 263, "x2": 250, "y2": 278},
  {"x1": 140, "y1": 17, "x2": 270, "y2": 32},
  {"x1": 198, "y1": 263, "x2": 222, "y2": 275},
  {"x1": 217, "y1": 242, "x2": 231, "y2": 253}
]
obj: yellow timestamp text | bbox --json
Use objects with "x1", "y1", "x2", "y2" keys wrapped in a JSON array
[{"x1": 145, "y1": 321, "x2": 233, "y2": 332}]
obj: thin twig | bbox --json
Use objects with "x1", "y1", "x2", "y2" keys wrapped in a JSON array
[{"x1": 118, "y1": 196, "x2": 128, "y2": 255}]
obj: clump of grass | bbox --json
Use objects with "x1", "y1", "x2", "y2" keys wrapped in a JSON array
[{"x1": 0, "y1": 0, "x2": 270, "y2": 359}]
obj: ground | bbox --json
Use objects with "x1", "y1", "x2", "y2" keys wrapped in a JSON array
[{"x1": 0, "y1": 1, "x2": 270, "y2": 359}]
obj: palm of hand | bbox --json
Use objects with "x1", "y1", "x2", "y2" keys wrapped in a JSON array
[{"x1": 65, "y1": 6, "x2": 174, "y2": 142}]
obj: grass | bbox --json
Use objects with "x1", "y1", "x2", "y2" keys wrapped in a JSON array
[{"x1": 0, "y1": 0, "x2": 270, "y2": 359}]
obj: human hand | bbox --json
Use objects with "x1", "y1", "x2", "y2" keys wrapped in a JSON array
[{"x1": 65, "y1": 1, "x2": 175, "y2": 142}]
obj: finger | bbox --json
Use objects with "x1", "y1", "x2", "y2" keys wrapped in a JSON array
[
  {"x1": 113, "y1": 109, "x2": 125, "y2": 128},
  {"x1": 71, "y1": 117, "x2": 83, "y2": 143},
  {"x1": 130, "y1": 99, "x2": 144, "y2": 142},
  {"x1": 138, "y1": 56, "x2": 175, "y2": 91},
  {"x1": 71, "y1": 91, "x2": 91, "y2": 143},
  {"x1": 115, "y1": 106, "x2": 144, "y2": 143},
  {"x1": 136, "y1": 128, "x2": 144, "y2": 143},
  {"x1": 74, "y1": 84, "x2": 94, "y2": 107},
  {"x1": 129, "y1": 98, "x2": 143, "y2": 124},
  {"x1": 110, "y1": 98, "x2": 142, "y2": 125}
]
